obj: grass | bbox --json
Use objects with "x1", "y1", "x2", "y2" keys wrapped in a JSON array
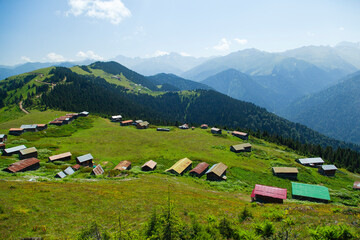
[{"x1": 0, "y1": 110, "x2": 359, "y2": 238}]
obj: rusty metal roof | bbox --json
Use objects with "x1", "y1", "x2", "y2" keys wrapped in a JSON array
[
  {"x1": 251, "y1": 184, "x2": 287, "y2": 200},
  {"x1": 166, "y1": 158, "x2": 192, "y2": 174},
  {"x1": 142, "y1": 160, "x2": 157, "y2": 169},
  {"x1": 4, "y1": 145, "x2": 27, "y2": 154},
  {"x1": 20, "y1": 147, "x2": 37, "y2": 155},
  {"x1": 190, "y1": 162, "x2": 209, "y2": 175},
  {"x1": 50, "y1": 120, "x2": 63, "y2": 124},
  {"x1": 64, "y1": 166, "x2": 75, "y2": 175},
  {"x1": 114, "y1": 160, "x2": 131, "y2": 170},
  {"x1": 272, "y1": 167, "x2": 298, "y2": 174},
  {"x1": 6, "y1": 158, "x2": 40, "y2": 173},
  {"x1": 72, "y1": 164, "x2": 81, "y2": 170},
  {"x1": 206, "y1": 162, "x2": 228, "y2": 177},
  {"x1": 36, "y1": 124, "x2": 47, "y2": 127},
  {"x1": 76, "y1": 153, "x2": 93, "y2": 163},
  {"x1": 92, "y1": 165, "x2": 104, "y2": 175},
  {"x1": 49, "y1": 152, "x2": 72, "y2": 161}
]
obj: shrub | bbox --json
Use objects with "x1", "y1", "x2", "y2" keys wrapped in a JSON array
[
  {"x1": 77, "y1": 222, "x2": 111, "y2": 240},
  {"x1": 308, "y1": 224, "x2": 357, "y2": 240},
  {"x1": 254, "y1": 221, "x2": 275, "y2": 239},
  {"x1": 239, "y1": 206, "x2": 253, "y2": 222}
]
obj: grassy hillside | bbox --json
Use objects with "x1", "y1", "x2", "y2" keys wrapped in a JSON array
[{"x1": 0, "y1": 111, "x2": 359, "y2": 238}]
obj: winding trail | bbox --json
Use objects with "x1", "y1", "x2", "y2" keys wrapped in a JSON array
[{"x1": 19, "y1": 100, "x2": 29, "y2": 114}]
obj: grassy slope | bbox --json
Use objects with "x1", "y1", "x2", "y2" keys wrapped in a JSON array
[{"x1": 0, "y1": 111, "x2": 360, "y2": 239}]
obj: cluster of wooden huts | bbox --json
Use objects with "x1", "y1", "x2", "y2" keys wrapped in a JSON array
[
  {"x1": 116, "y1": 116, "x2": 150, "y2": 129},
  {"x1": 49, "y1": 111, "x2": 89, "y2": 126},
  {"x1": 1, "y1": 144, "x2": 40, "y2": 173},
  {"x1": 250, "y1": 157, "x2": 342, "y2": 204},
  {"x1": 8, "y1": 124, "x2": 48, "y2": 136}
]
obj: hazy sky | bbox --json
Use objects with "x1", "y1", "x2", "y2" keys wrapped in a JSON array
[{"x1": 0, "y1": 0, "x2": 359, "y2": 65}]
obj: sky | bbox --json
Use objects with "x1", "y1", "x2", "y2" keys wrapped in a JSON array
[{"x1": 0, "y1": 0, "x2": 359, "y2": 65}]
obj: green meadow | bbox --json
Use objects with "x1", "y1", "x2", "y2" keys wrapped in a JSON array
[{"x1": 0, "y1": 111, "x2": 360, "y2": 239}]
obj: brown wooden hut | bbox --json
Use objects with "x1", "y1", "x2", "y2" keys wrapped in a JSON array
[
  {"x1": 36, "y1": 124, "x2": 48, "y2": 131},
  {"x1": 4, "y1": 158, "x2": 40, "y2": 173},
  {"x1": 76, "y1": 153, "x2": 93, "y2": 167},
  {"x1": 141, "y1": 160, "x2": 157, "y2": 171},
  {"x1": 121, "y1": 120, "x2": 133, "y2": 126},
  {"x1": 48, "y1": 152, "x2": 72, "y2": 162},
  {"x1": 91, "y1": 165, "x2": 104, "y2": 175},
  {"x1": 19, "y1": 147, "x2": 38, "y2": 160},
  {"x1": 166, "y1": 158, "x2": 192, "y2": 175},
  {"x1": 318, "y1": 165, "x2": 337, "y2": 176},
  {"x1": 206, "y1": 162, "x2": 228, "y2": 181},
  {"x1": 189, "y1": 162, "x2": 209, "y2": 177},
  {"x1": 114, "y1": 160, "x2": 132, "y2": 171},
  {"x1": 272, "y1": 167, "x2": 298, "y2": 179},
  {"x1": 232, "y1": 131, "x2": 249, "y2": 140},
  {"x1": 230, "y1": 143, "x2": 252, "y2": 153},
  {"x1": 9, "y1": 128, "x2": 24, "y2": 136},
  {"x1": 211, "y1": 127, "x2": 222, "y2": 134}
]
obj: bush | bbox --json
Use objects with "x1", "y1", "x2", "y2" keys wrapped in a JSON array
[
  {"x1": 254, "y1": 221, "x2": 275, "y2": 239},
  {"x1": 77, "y1": 222, "x2": 111, "y2": 240},
  {"x1": 308, "y1": 224, "x2": 357, "y2": 240},
  {"x1": 239, "y1": 206, "x2": 253, "y2": 222}
]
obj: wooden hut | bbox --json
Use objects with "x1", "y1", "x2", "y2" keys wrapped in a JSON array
[
  {"x1": 36, "y1": 124, "x2": 48, "y2": 131},
  {"x1": 200, "y1": 124, "x2": 208, "y2": 129},
  {"x1": 55, "y1": 171, "x2": 66, "y2": 178},
  {"x1": 296, "y1": 157, "x2": 324, "y2": 167},
  {"x1": 111, "y1": 115, "x2": 122, "y2": 122},
  {"x1": 114, "y1": 161, "x2": 132, "y2": 171},
  {"x1": 179, "y1": 124, "x2": 189, "y2": 129},
  {"x1": 79, "y1": 111, "x2": 89, "y2": 117},
  {"x1": 157, "y1": 128, "x2": 170, "y2": 132},
  {"x1": 0, "y1": 134, "x2": 7, "y2": 142},
  {"x1": 206, "y1": 162, "x2": 228, "y2": 181},
  {"x1": 62, "y1": 167, "x2": 74, "y2": 176},
  {"x1": 20, "y1": 124, "x2": 38, "y2": 132},
  {"x1": 230, "y1": 143, "x2": 252, "y2": 153},
  {"x1": 291, "y1": 182, "x2": 330, "y2": 203},
  {"x1": 318, "y1": 165, "x2": 337, "y2": 176},
  {"x1": 66, "y1": 113, "x2": 79, "y2": 119},
  {"x1": 141, "y1": 160, "x2": 157, "y2": 171},
  {"x1": 4, "y1": 158, "x2": 40, "y2": 173},
  {"x1": 251, "y1": 184, "x2": 287, "y2": 203},
  {"x1": 166, "y1": 158, "x2": 192, "y2": 175},
  {"x1": 55, "y1": 117, "x2": 70, "y2": 124},
  {"x1": 72, "y1": 164, "x2": 81, "y2": 171},
  {"x1": 9, "y1": 128, "x2": 24, "y2": 136},
  {"x1": 2, "y1": 145, "x2": 27, "y2": 156},
  {"x1": 48, "y1": 152, "x2": 72, "y2": 162},
  {"x1": 272, "y1": 167, "x2": 298, "y2": 179},
  {"x1": 121, "y1": 120, "x2": 133, "y2": 126},
  {"x1": 19, "y1": 147, "x2": 38, "y2": 160},
  {"x1": 91, "y1": 165, "x2": 104, "y2": 175},
  {"x1": 136, "y1": 121, "x2": 149, "y2": 129},
  {"x1": 189, "y1": 162, "x2": 209, "y2": 177},
  {"x1": 232, "y1": 131, "x2": 249, "y2": 140},
  {"x1": 49, "y1": 120, "x2": 63, "y2": 126},
  {"x1": 211, "y1": 127, "x2": 222, "y2": 134},
  {"x1": 353, "y1": 182, "x2": 360, "y2": 190},
  {"x1": 76, "y1": 153, "x2": 93, "y2": 167}
]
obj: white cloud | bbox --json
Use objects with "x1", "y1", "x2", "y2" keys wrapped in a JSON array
[
  {"x1": 213, "y1": 38, "x2": 231, "y2": 51},
  {"x1": 234, "y1": 38, "x2": 248, "y2": 45},
  {"x1": 339, "y1": 26, "x2": 345, "y2": 31},
  {"x1": 76, "y1": 50, "x2": 104, "y2": 60},
  {"x1": 20, "y1": 56, "x2": 32, "y2": 62},
  {"x1": 307, "y1": 32, "x2": 315, "y2": 37},
  {"x1": 180, "y1": 52, "x2": 191, "y2": 57},
  {"x1": 154, "y1": 50, "x2": 169, "y2": 57},
  {"x1": 67, "y1": 0, "x2": 131, "y2": 24},
  {"x1": 47, "y1": 52, "x2": 66, "y2": 62}
]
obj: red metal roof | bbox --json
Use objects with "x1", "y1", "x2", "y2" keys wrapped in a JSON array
[
  {"x1": 6, "y1": 158, "x2": 40, "y2": 173},
  {"x1": 50, "y1": 120, "x2": 63, "y2": 124},
  {"x1": 251, "y1": 184, "x2": 287, "y2": 200},
  {"x1": 190, "y1": 162, "x2": 209, "y2": 175}
]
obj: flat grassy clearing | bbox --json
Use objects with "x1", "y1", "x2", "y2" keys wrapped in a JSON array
[{"x1": 0, "y1": 111, "x2": 359, "y2": 238}]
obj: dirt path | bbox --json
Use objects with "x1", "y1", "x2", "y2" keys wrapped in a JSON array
[{"x1": 19, "y1": 100, "x2": 29, "y2": 114}]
